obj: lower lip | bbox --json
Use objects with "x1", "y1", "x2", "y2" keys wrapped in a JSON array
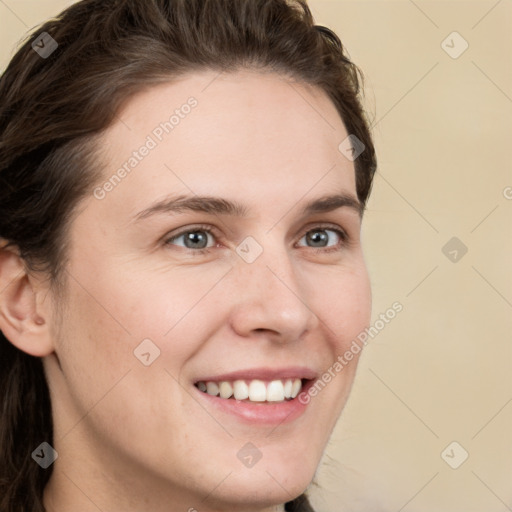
[{"x1": 194, "y1": 380, "x2": 315, "y2": 425}]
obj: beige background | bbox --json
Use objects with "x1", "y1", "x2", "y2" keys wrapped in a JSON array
[{"x1": 1, "y1": 1, "x2": 511, "y2": 511}]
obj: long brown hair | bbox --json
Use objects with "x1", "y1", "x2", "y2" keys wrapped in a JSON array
[{"x1": 0, "y1": 1, "x2": 376, "y2": 510}]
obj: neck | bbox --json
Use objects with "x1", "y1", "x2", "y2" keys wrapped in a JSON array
[{"x1": 43, "y1": 462, "x2": 287, "y2": 512}]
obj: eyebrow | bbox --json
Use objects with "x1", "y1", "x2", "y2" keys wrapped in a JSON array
[{"x1": 133, "y1": 192, "x2": 363, "y2": 222}]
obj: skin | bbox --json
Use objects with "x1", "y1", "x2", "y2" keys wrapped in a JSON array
[{"x1": 0, "y1": 69, "x2": 371, "y2": 512}]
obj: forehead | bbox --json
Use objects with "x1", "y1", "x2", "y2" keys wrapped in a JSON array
[{"x1": 91, "y1": 69, "x2": 356, "y2": 221}]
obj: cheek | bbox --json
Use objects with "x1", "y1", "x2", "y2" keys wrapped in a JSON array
[
  {"x1": 122, "y1": 264, "x2": 233, "y2": 347},
  {"x1": 69, "y1": 261, "x2": 236, "y2": 381},
  {"x1": 62, "y1": 245, "x2": 370, "y2": 376},
  {"x1": 300, "y1": 261, "x2": 371, "y2": 416},
  {"x1": 49, "y1": 282, "x2": 136, "y2": 441},
  {"x1": 310, "y1": 260, "x2": 372, "y2": 349},
  {"x1": 52, "y1": 267, "x2": 217, "y2": 461}
]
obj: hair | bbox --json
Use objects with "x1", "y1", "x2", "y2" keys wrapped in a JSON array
[{"x1": 0, "y1": 0, "x2": 376, "y2": 510}]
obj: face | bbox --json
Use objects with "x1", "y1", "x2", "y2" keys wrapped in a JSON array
[{"x1": 43, "y1": 69, "x2": 371, "y2": 511}]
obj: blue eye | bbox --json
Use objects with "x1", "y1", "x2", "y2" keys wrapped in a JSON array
[
  {"x1": 297, "y1": 228, "x2": 347, "y2": 251},
  {"x1": 165, "y1": 227, "x2": 215, "y2": 252},
  {"x1": 164, "y1": 224, "x2": 348, "y2": 254}
]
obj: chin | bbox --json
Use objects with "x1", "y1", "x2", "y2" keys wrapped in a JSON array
[
  {"x1": 206, "y1": 476, "x2": 310, "y2": 511},
  {"x1": 204, "y1": 451, "x2": 317, "y2": 509}
]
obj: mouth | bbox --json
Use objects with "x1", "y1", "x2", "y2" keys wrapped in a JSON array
[
  {"x1": 192, "y1": 368, "x2": 316, "y2": 425},
  {"x1": 194, "y1": 377, "x2": 308, "y2": 403}
]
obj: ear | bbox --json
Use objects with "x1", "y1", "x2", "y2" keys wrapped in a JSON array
[{"x1": 0, "y1": 242, "x2": 55, "y2": 357}]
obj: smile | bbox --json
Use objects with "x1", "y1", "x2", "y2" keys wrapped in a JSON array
[
  {"x1": 192, "y1": 367, "x2": 317, "y2": 424},
  {"x1": 194, "y1": 378, "x2": 304, "y2": 403}
]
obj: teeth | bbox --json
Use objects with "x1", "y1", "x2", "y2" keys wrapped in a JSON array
[
  {"x1": 219, "y1": 381, "x2": 233, "y2": 399},
  {"x1": 248, "y1": 380, "x2": 267, "y2": 402},
  {"x1": 233, "y1": 380, "x2": 249, "y2": 400},
  {"x1": 266, "y1": 380, "x2": 285, "y2": 402},
  {"x1": 198, "y1": 378, "x2": 303, "y2": 402},
  {"x1": 206, "y1": 381, "x2": 219, "y2": 396},
  {"x1": 291, "y1": 379, "x2": 301, "y2": 398},
  {"x1": 283, "y1": 379, "x2": 293, "y2": 399}
]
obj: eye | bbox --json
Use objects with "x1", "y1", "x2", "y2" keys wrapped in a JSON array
[
  {"x1": 296, "y1": 226, "x2": 347, "y2": 251},
  {"x1": 163, "y1": 224, "x2": 349, "y2": 255},
  {"x1": 164, "y1": 226, "x2": 217, "y2": 252}
]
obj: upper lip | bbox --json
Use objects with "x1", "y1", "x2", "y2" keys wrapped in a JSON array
[{"x1": 194, "y1": 366, "x2": 318, "y2": 383}]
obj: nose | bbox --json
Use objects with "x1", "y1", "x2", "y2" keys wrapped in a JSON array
[{"x1": 228, "y1": 243, "x2": 320, "y2": 344}]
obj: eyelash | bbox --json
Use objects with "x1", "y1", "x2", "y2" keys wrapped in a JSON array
[{"x1": 163, "y1": 223, "x2": 349, "y2": 255}]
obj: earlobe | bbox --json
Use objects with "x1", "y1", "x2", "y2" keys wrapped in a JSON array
[{"x1": 0, "y1": 245, "x2": 55, "y2": 357}]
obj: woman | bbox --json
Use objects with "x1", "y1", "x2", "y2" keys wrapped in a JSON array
[{"x1": 0, "y1": 0, "x2": 376, "y2": 511}]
